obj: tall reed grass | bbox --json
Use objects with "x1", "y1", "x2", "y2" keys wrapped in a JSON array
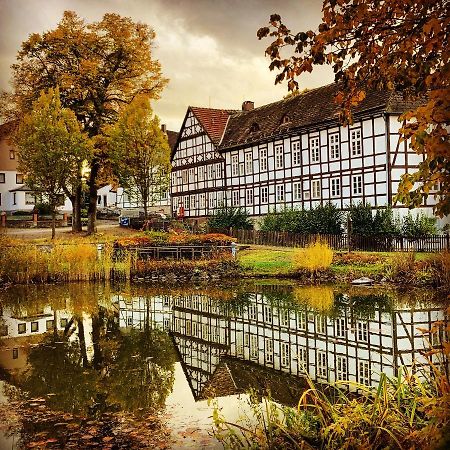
[{"x1": 0, "y1": 237, "x2": 133, "y2": 284}]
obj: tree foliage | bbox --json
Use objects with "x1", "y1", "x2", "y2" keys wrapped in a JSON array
[
  {"x1": 14, "y1": 88, "x2": 91, "y2": 238},
  {"x1": 108, "y1": 96, "x2": 171, "y2": 220},
  {"x1": 4, "y1": 11, "x2": 168, "y2": 233},
  {"x1": 258, "y1": 1, "x2": 449, "y2": 217}
]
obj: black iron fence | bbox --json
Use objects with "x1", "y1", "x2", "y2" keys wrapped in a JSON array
[{"x1": 226, "y1": 228, "x2": 450, "y2": 252}]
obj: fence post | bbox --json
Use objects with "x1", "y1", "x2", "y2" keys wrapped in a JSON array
[
  {"x1": 446, "y1": 232, "x2": 449, "y2": 250},
  {"x1": 0, "y1": 212, "x2": 6, "y2": 228},
  {"x1": 33, "y1": 211, "x2": 38, "y2": 227}
]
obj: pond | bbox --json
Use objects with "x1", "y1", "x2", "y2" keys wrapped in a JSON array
[{"x1": 0, "y1": 281, "x2": 448, "y2": 449}]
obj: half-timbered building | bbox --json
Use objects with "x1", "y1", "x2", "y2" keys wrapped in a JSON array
[
  {"x1": 171, "y1": 84, "x2": 443, "y2": 224},
  {"x1": 170, "y1": 107, "x2": 235, "y2": 219}
]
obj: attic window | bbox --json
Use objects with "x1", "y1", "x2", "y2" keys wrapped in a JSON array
[
  {"x1": 281, "y1": 114, "x2": 291, "y2": 125},
  {"x1": 250, "y1": 122, "x2": 260, "y2": 133}
]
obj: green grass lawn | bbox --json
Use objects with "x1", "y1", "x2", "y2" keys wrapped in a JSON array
[{"x1": 238, "y1": 245, "x2": 435, "y2": 277}]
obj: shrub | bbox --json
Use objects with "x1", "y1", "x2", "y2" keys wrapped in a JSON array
[
  {"x1": 402, "y1": 212, "x2": 438, "y2": 237},
  {"x1": 207, "y1": 206, "x2": 253, "y2": 231},
  {"x1": 349, "y1": 202, "x2": 400, "y2": 236},
  {"x1": 292, "y1": 241, "x2": 333, "y2": 275},
  {"x1": 260, "y1": 203, "x2": 343, "y2": 234}
]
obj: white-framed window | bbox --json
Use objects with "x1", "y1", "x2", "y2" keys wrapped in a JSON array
[
  {"x1": 232, "y1": 190, "x2": 240, "y2": 207},
  {"x1": 190, "y1": 194, "x2": 196, "y2": 209},
  {"x1": 236, "y1": 331, "x2": 244, "y2": 356},
  {"x1": 265, "y1": 338, "x2": 274, "y2": 364},
  {"x1": 217, "y1": 191, "x2": 224, "y2": 207},
  {"x1": 239, "y1": 162, "x2": 245, "y2": 176},
  {"x1": 0, "y1": 173, "x2": 5, "y2": 183},
  {"x1": 184, "y1": 195, "x2": 190, "y2": 209},
  {"x1": 276, "y1": 184, "x2": 285, "y2": 202},
  {"x1": 216, "y1": 163, "x2": 222, "y2": 178},
  {"x1": 292, "y1": 141, "x2": 301, "y2": 165},
  {"x1": 310, "y1": 136, "x2": 320, "y2": 163},
  {"x1": 245, "y1": 152, "x2": 253, "y2": 174},
  {"x1": 198, "y1": 166, "x2": 205, "y2": 181},
  {"x1": 352, "y1": 175, "x2": 363, "y2": 195},
  {"x1": 335, "y1": 317, "x2": 346, "y2": 338},
  {"x1": 261, "y1": 186, "x2": 268, "y2": 203},
  {"x1": 189, "y1": 167, "x2": 195, "y2": 181},
  {"x1": 298, "y1": 311, "x2": 307, "y2": 330},
  {"x1": 16, "y1": 173, "x2": 24, "y2": 184},
  {"x1": 357, "y1": 320, "x2": 368, "y2": 342},
  {"x1": 281, "y1": 342, "x2": 290, "y2": 368},
  {"x1": 351, "y1": 128, "x2": 362, "y2": 156},
  {"x1": 248, "y1": 304, "x2": 257, "y2": 321},
  {"x1": 250, "y1": 334, "x2": 258, "y2": 359},
  {"x1": 331, "y1": 178, "x2": 341, "y2": 197},
  {"x1": 246, "y1": 188, "x2": 253, "y2": 205},
  {"x1": 208, "y1": 165, "x2": 214, "y2": 180},
  {"x1": 311, "y1": 180, "x2": 321, "y2": 199},
  {"x1": 358, "y1": 360, "x2": 370, "y2": 386},
  {"x1": 231, "y1": 154, "x2": 239, "y2": 176},
  {"x1": 199, "y1": 193, "x2": 206, "y2": 208},
  {"x1": 208, "y1": 192, "x2": 216, "y2": 209},
  {"x1": 329, "y1": 132, "x2": 340, "y2": 159},
  {"x1": 25, "y1": 193, "x2": 35, "y2": 205},
  {"x1": 336, "y1": 355, "x2": 348, "y2": 381},
  {"x1": 298, "y1": 347, "x2": 307, "y2": 373},
  {"x1": 317, "y1": 350, "x2": 327, "y2": 379},
  {"x1": 280, "y1": 310, "x2": 290, "y2": 327},
  {"x1": 264, "y1": 305, "x2": 272, "y2": 323},
  {"x1": 259, "y1": 148, "x2": 268, "y2": 171},
  {"x1": 316, "y1": 315, "x2": 327, "y2": 334},
  {"x1": 293, "y1": 182, "x2": 302, "y2": 201},
  {"x1": 275, "y1": 144, "x2": 284, "y2": 168}
]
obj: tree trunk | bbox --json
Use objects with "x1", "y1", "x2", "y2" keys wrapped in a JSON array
[
  {"x1": 87, "y1": 161, "x2": 100, "y2": 235},
  {"x1": 51, "y1": 207, "x2": 56, "y2": 240},
  {"x1": 72, "y1": 184, "x2": 83, "y2": 232}
]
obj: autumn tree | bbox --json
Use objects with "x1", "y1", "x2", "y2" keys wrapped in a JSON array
[
  {"x1": 258, "y1": 0, "x2": 449, "y2": 217},
  {"x1": 15, "y1": 88, "x2": 91, "y2": 239},
  {"x1": 3, "y1": 11, "x2": 168, "y2": 233},
  {"x1": 108, "y1": 96, "x2": 171, "y2": 221}
]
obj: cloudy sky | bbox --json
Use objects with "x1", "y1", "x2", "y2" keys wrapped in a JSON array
[{"x1": 0, "y1": 0, "x2": 334, "y2": 131}]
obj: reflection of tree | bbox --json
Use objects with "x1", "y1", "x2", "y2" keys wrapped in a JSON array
[
  {"x1": 20, "y1": 333, "x2": 99, "y2": 413},
  {"x1": 107, "y1": 328, "x2": 176, "y2": 415}
]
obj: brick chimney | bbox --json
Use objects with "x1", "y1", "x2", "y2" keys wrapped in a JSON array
[
  {"x1": 161, "y1": 123, "x2": 167, "y2": 133},
  {"x1": 242, "y1": 101, "x2": 254, "y2": 111}
]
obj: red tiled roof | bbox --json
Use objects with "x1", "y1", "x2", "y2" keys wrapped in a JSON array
[{"x1": 190, "y1": 107, "x2": 236, "y2": 145}]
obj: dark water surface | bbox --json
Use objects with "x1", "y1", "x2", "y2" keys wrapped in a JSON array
[{"x1": 0, "y1": 282, "x2": 447, "y2": 449}]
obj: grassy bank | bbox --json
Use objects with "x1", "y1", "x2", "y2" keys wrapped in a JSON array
[
  {"x1": 238, "y1": 245, "x2": 449, "y2": 288},
  {"x1": 0, "y1": 234, "x2": 239, "y2": 285}
]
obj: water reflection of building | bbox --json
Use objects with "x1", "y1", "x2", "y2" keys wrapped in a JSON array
[
  {"x1": 0, "y1": 304, "x2": 93, "y2": 372},
  {"x1": 116, "y1": 295, "x2": 173, "y2": 331},
  {"x1": 117, "y1": 289, "x2": 448, "y2": 400}
]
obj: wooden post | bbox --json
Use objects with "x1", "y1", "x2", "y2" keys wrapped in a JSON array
[
  {"x1": 63, "y1": 212, "x2": 68, "y2": 226},
  {"x1": 446, "y1": 232, "x2": 449, "y2": 251},
  {"x1": 0, "y1": 212, "x2": 6, "y2": 228},
  {"x1": 33, "y1": 211, "x2": 38, "y2": 227}
]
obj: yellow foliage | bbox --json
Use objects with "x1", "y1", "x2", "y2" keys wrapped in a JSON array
[
  {"x1": 292, "y1": 241, "x2": 333, "y2": 274},
  {"x1": 292, "y1": 286, "x2": 334, "y2": 312}
]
